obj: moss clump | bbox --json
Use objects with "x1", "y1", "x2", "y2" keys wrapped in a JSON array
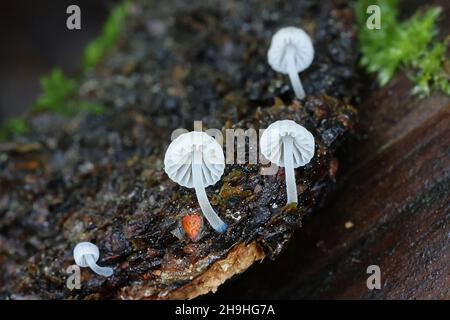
[
  {"x1": 0, "y1": 117, "x2": 29, "y2": 140},
  {"x1": 0, "y1": 0, "x2": 129, "y2": 141},
  {"x1": 0, "y1": 69, "x2": 106, "y2": 141},
  {"x1": 411, "y1": 41, "x2": 450, "y2": 96},
  {"x1": 30, "y1": 1, "x2": 131, "y2": 116},
  {"x1": 355, "y1": 0, "x2": 450, "y2": 97},
  {"x1": 32, "y1": 68, "x2": 76, "y2": 115},
  {"x1": 82, "y1": 2, "x2": 129, "y2": 70},
  {"x1": 31, "y1": 68, "x2": 105, "y2": 116}
]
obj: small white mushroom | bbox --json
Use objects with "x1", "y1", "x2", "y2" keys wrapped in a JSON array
[
  {"x1": 267, "y1": 26, "x2": 314, "y2": 99},
  {"x1": 73, "y1": 242, "x2": 113, "y2": 277},
  {"x1": 164, "y1": 131, "x2": 227, "y2": 233},
  {"x1": 260, "y1": 120, "x2": 315, "y2": 204}
]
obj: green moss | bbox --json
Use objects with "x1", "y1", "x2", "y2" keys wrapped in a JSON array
[
  {"x1": 78, "y1": 101, "x2": 106, "y2": 115},
  {"x1": 0, "y1": 117, "x2": 29, "y2": 140},
  {"x1": 355, "y1": 0, "x2": 450, "y2": 97},
  {"x1": 32, "y1": 68, "x2": 77, "y2": 115},
  {"x1": 82, "y1": 2, "x2": 129, "y2": 70},
  {"x1": 30, "y1": 1, "x2": 130, "y2": 118},
  {"x1": 0, "y1": 1, "x2": 129, "y2": 141},
  {"x1": 411, "y1": 42, "x2": 450, "y2": 96},
  {"x1": 30, "y1": 68, "x2": 106, "y2": 116}
]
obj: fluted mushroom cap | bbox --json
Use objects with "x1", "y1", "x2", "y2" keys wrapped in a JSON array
[
  {"x1": 267, "y1": 26, "x2": 314, "y2": 74},
  {"x1": 164, "y1": 132, "x2": 225, "y2": 188},
  {"x1": 260, "y1": 120, "x2": 315, "y2": 167},
  {"x1": 74, "y1": 242, "x2": 99, "y2": 267}
]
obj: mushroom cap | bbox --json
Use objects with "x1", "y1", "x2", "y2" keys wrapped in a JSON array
[
  {"x1": 260, "y1": 120, "x2": 315, "y2": 168},
  {"x1": 267, "y1": 26, "x2": 314, "y2": 74},
  {"x1": 73, "y1": 242, "x2": 99, "y2": 267},
  {"x1": 164, "y1": 131, "x2": 225, "y2": 188}
]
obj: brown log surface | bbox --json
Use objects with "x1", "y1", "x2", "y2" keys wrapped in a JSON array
[
  {"x1": 0, "y1": 0, "x2": 448, "y2": 300},
  {"x1": 211, "y1": 73, "x2": 450, "y2": 299},
  {"x1": 0, "y1": 0, "x2": 360, "y2": 299},
  {"x1": 210, "y1": 0, "x2": 450, "y2": 300}
]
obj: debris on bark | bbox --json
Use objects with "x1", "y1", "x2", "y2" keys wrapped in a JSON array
[{"x1": 0, "y1": 0, "x2": 359, "y2": 299}]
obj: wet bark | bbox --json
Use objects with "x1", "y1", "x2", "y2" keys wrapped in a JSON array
[
  {"x1": 211, "y1": 73, "x2": 450, "y2": 300},
  {"x1": 0, "y1": 0, "x2": 360, "y2": 299},
  {"x1": 209, "y1": 0, "x2": 450, "y2": 297},
  {"x1": 1, "y1": 0, "x2": 447, "y2": 300}
]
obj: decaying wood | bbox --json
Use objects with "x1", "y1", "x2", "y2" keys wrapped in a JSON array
[
  {"x1": 208, "y1": 0, "x2": 450, "y2": 300},
  {"x1": 2, "y1": 0, "x2": 446, "y2": 300},
  {"x1": 211, "y1": 74, "x2": 449, "y2": 300},
  {"x1": 0, "y1": 0, "x2": 360, "y2": 299},
  {"x1": 119, "y1": 242, "x2": 265, "y2": 299}
]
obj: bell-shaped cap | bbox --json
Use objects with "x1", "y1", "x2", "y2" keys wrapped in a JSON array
[
  {"x1": 164, "y1": 131, "x2": 225, "y2": 188},
  {"x1": 74, "y1": 242, "x2": 100, "y2": 267},
  {"x1": 267, "y1": 26, "x2": 314, "y2": 74},
  {"x1": 260, "y1": 120, "x2": 315, "y2": 168}
]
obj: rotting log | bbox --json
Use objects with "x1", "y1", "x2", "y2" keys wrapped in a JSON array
[
  {"x1": 0, "y1": 0, "x2": 360, "y2": 299},
  {"x1": 209, "y1": 0, "x2": 450, "y2": 300},
  {"x1": 210, "y1": 73, "x2": 450, "y2": 300}
]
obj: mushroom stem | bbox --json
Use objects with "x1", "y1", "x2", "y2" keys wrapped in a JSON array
[
  {"x1": 85, "y1": 254, "x2": 113, "y2": 277},
  {"x1": 283, "y1": 135, "x2": 297, "y2": 204},
  {"x1": 193, "y1": 150, "x2": 228, "y2": 233},
  {"x1": 286, "y1": 45, "x2": 305, "y2": 99}
]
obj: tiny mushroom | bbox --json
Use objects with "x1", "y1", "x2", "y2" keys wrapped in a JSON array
[
  {"x1": 260, "y1": 120, "x2": 315, "y2": 204},
  {"x1": 164, "y1": 131, "x2": 227, "y2": 233},
  {"x1": 73, "y1": 242, "x2": 113, "y2": 277},
  {"x1": 267, "y1": 26, "x2": 314, "y2": 99}
]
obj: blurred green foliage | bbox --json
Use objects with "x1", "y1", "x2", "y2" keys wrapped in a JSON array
[
  {"x1": 0, "y1": 1, "x2": 129, "y2": 140},
  {"x1": 83, "y1": 2, "x2": 128, "y2": 69},
  {"x1": 0, "y1": 117, "x2": 28, "y2": 141},
  {"x1": 32, "y1": 68, "x2": 77, "y2": 115},
  {"x1": 355, "y1": 0, "x2": 450, "y2": 97},
  {"x1": 32, "y1": 69, "x2": 105, "y2": 116}
]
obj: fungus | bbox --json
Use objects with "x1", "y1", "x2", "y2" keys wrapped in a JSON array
[
  {"x1": 260, "y1": 120, "x2": 315, "y2": 204},
  {"x1": 267, "y1": 26, "x2": 314, "y2": 99},
  {"x1": 164, "y1": 131, "x2": 227, "y2": 233},
  {"x1": 73, "y1": 242, "x2": 113, "y2": 277}
]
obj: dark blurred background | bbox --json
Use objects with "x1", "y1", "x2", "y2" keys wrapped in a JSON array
[{"x1": 0, "y1": 0, "x2": 117, "y2": 123}]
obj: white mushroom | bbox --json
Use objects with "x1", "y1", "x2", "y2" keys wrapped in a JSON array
[
  {"x1": 260, "y1": 120, "x2": 315, "y2": 204},
  {"x1": 164, "y1": 131, "x2": 227, "y2": 233},
  {"x1": 73, "y1": 242, "x2": 113, "y2": 277},
  {"x1": 267, "y1": 26, "x2": 314, "y2": 99}
]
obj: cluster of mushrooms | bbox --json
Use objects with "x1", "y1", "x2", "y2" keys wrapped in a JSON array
[{"x1": 73, "y1": 26, "x2": 316, "y2": 277}]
